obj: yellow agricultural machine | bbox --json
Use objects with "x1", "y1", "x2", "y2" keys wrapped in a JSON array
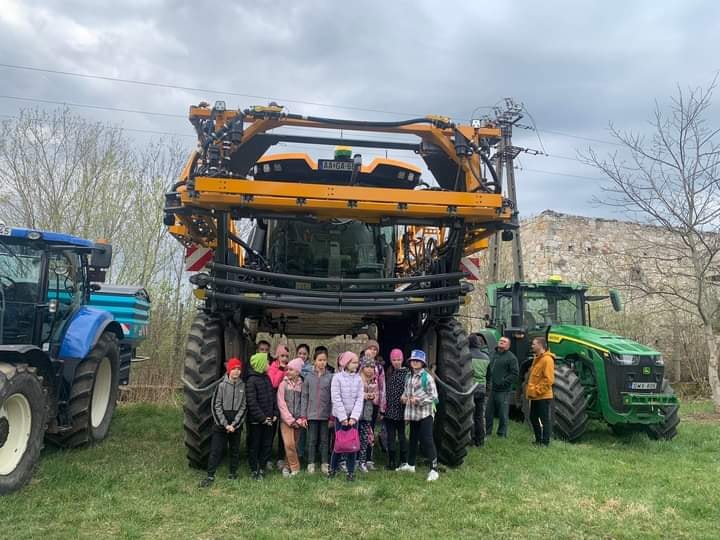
[{"x1": 164, "y1": 101, "x2": 514, "y2": 467}]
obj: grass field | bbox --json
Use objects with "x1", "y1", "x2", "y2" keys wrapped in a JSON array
[{"x1": 2, "y1": 400, "x2": 719, "y2": 540}]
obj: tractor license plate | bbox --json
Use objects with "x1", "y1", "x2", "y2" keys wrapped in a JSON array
[
  {"x1": 630, "y1": 382, "x2": 657, "y2": 390},
  {"x1": 0, "y1": 223, "x2": 11, "y2": 236},
  {"x1": 318, "y1": 159, "x2": 354, "y2": 171}
]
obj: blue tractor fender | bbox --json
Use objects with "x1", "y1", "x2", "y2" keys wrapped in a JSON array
[{"x1": 58, "y1": 307, "x2": 124, "y2": 361}]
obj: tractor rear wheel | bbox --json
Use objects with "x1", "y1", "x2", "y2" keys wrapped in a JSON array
[
  {"x1": 183, "y1": 314, "x2": 224, "y2": 469},
  {"x1": 645, "y1": 380, "x2": 680, "y2": 440},
  {"x1": 428, "y1": 318, "x2": 474, "y2": 467},
  {"x1": 552, "y1": 364, "x2": 588, "y2": 441},
  {"x1": 0, "y1": 363, "x2": 46, "y2": 494},
  {"x1": 48, "y1": 332, "x2": 120, "y2": 447}
]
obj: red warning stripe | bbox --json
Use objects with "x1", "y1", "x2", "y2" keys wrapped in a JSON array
[{"x1": 185, "y1": 245, "x2": 214, "y2": 272}]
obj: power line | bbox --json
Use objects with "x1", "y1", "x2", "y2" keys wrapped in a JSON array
[
  {"x1": 0, "y1": 94, "x2": 609, "y2": 182},
  {"x1": 516, "y1": 166, "x2": 605, "y2": 182},
  {"x1": 1, "y1": 62, "x2": 630, "y2": 148},
  {"x1": 0, "y1": 62, "x2": 431, "y2": 118},
  {"x1": 0, "y1": 94, "x2": 184, "y2": 118}
]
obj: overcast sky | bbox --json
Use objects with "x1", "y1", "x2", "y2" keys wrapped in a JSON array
[{"x1": 1, "y1": 0, "x2": 718, "y2": 219}]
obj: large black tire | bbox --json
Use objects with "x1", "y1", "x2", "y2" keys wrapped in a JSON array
[
  {"x1": 48, "y1": 332, "x2": 120, "y2": 448},
  {"x1": 552, "y1": 364, "x2": 588, "y2": 441},
  {"x1": 0, "y1": 363, "x2": 47, "y2": 494},
  {"x1": 645, "y1": 380, "x2": 680, "y2": 440},
  {"x1": 183, "y1": 314, "x2": 224, "y2": 469},
  {"x1": 431, "y1": 318, "x2": 474, "y2": 467}
]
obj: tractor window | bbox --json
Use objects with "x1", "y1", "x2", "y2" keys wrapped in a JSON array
[
  {"x1": 47, "y1": 251, "x2": 82, "y2": 308},
  {"x1": 0, "y1": 241, "x2": 43, "y2": 344},
  {"x1": 494, "y1": 288, "x2": 583, "y2": 329}
]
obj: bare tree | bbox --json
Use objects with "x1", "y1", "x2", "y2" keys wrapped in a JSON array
[{"x1": 585, "y1": 79, "x2": 720, "y2": 411}]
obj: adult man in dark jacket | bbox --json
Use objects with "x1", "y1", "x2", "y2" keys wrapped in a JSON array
[
  {"x1": 469, "y1": 334, "x2": 490, "y2": 446},
  {"x1": 485, "y1": 336, "x2": 519, "y2": 438}
]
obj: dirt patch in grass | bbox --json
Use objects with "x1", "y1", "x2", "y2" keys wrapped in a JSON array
[{"x1": 684, "y1": 411, "x2": 720, "y2": 422}]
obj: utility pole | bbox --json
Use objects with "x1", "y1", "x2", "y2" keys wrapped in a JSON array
[{"x1": 487, "y1": 99, "x2": 525, "y2": 282}]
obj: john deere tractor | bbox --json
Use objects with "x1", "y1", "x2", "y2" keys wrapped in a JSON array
[
  {"x1": 164, "y1": 101, "x2": 516, "y2": 468},
  {"x1": 477, "y1": 277, "x2": 679, "y2": 441}
]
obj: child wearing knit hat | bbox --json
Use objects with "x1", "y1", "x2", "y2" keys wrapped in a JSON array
[
  {"x1": 267, "y1": 344, "x2": 291, "y2": 470},
  {"x1": 329, "y1": 351, "x2": 363, "y2": 481},
  {"x1": 246, "y1": 352, "x2": 278, "y2": 480},
  {"x1": 200, "y1": 358, "x2": 246, "y2": 487},
  {"x1": 277, "y1": 358, "x2": 306, "y2": 477}
]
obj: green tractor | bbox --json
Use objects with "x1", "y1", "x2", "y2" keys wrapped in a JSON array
[{"x1": 476, "y1": 276, "x2": 679, "y2": 441}]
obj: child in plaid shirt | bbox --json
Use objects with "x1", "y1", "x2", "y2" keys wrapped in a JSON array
[{"x1": 397, "y1": 349, "x2": 440, "y2": 482}]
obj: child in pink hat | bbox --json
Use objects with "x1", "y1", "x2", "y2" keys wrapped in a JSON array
[{"x1": 277, "y1": 357, "x2": 306, "y2": 476}]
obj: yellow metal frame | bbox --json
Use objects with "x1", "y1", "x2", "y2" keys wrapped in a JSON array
[{"x1": 171, "y1": 103, "x2": 511, "y2": 255}]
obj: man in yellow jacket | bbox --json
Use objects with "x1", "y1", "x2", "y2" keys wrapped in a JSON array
[{"x1": 526, "y1": 336, "x2": 555, "y2": 446}]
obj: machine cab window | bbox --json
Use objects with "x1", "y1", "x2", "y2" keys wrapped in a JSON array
[{"x1": 0, "y1": 242, "x2": 43, "y2": 344}]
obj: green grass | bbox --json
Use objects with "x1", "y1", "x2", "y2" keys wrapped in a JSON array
[{"x1": 2, "y1": 402, "x2": 719, "y2": 540}]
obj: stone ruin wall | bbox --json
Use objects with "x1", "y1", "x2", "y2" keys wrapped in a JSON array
[{"x1": 460, "y1": 210, "x2": 706, "y2": 383}]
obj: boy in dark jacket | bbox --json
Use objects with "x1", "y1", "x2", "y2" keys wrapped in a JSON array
[
  {"x1": 200, "y1": 358, "x2": 246, "y2": 487},
  {"x1": 246, "y1": 352, "x2": 279, "y2": 480},
  {"x1": 485, "y1": 336, "x2": 519, "y2": 438}
]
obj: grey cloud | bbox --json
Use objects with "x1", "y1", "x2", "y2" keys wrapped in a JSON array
[{"x1": 1, "y1": 0, "x2": 718, "y2": 218}]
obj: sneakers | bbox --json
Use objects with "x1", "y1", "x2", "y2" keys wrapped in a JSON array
[
  {"x1": 427, "y1": 469, "x2": 439, "y2": 482},
  {"x1": 266, "y1": 460, "x2": 274, "y2": 471},
  {"x1": 282, "y1": 467, "x2": 291, "y2": 477},
  {"x1": 276, "y1": 459, "x2": 286, "y2": 470},
  {"x1": 366, "y1": 461, "x2": 376, "y2": 471},
  {"x1": 251, "y1": 470, "x2": 263, "y2": 481},
  {"x1": 346, "y1": 472, "x2": 355, "y2": 482},
  {"x1": 396, "y1": 463, "x2": 415, "y2": 472},
  {"x1": 358, "y1": 462, "x2": 369, "y2": 473},
  {"x1": 199, "y1": 475, "x2": 215, "y2": 487},
  {"x1": 290, "y1": 470, "x2": 300, "y2": 477},
  {"x1": 228, "y1": 472, "x2": 238, "y2": 480},
  {"x1": 339, "y1": 461, "x2": 348, "y2": 472},
  {"x1": 321, "y1": 463, "x2": 330, "y2": 474},
  {"x1": 307, "y1": 463, "x2": 316, "y2": 474}
]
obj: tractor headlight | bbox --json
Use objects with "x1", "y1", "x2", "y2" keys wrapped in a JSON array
[
  {"x1": 612, "y1": 353, "x2": 639, "y2": 366},
  {"x1": 654, "y1": 355, "x2": 664, "y2": 366}
]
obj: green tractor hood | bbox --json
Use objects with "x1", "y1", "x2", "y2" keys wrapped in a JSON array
[{"x1": 549, "y1": 325, "x2": 660, "y2": 356}]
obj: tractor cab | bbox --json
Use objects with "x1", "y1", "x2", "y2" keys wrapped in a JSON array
[
  {"x1": 483, "y1": 278, "x2": 587, "y2": 366},
  {"x1": 0, "y1": 226, "x2": 111, "y2": 349}
]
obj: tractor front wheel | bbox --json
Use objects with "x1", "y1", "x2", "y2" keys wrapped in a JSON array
[
  {"x1": 645, "y1": 380, "x2": 680, "y2": 440},
  {"x1": 552, "y1": 364, "x2": 588, "y2": 441},
  {"x1": 48, "y1": 332, "x2": 121, "y2": 447},
  {"x1": 0, "y1": 363, "x2": 46, "y2": 494}
]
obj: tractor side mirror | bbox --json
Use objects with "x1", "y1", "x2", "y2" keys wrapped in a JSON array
[
  {"x1": 91, "y1": 243, "x2": 113, "y2": 269},
  {"x1": 609, "y1": 289, "x2": 623, "y2": 312}
]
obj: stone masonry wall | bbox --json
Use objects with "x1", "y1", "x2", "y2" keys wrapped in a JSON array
[{"x1": 460, "y1": 210, "x2": 708, "y2": 383}]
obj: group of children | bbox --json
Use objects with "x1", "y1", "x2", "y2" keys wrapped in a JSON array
[{"x1": 200, "y1": 339, "x2": 440, "y2": 486}]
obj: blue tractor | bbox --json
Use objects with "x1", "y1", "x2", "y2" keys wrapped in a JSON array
[{"x1": 0, "y1": 224, "x2": 150, "y2": 494}]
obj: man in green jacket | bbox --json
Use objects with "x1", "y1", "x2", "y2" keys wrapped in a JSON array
[
  {"x1": 469, "y1": 333, "x2": 490, "y2": 446},
  {"x1": 485, "y1": 336, "x2": 519, "y2": 438}
]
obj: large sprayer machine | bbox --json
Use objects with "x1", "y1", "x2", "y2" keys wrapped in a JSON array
[{"x1": 164, "y1": 101, "x2": 515, "y2": 467}]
